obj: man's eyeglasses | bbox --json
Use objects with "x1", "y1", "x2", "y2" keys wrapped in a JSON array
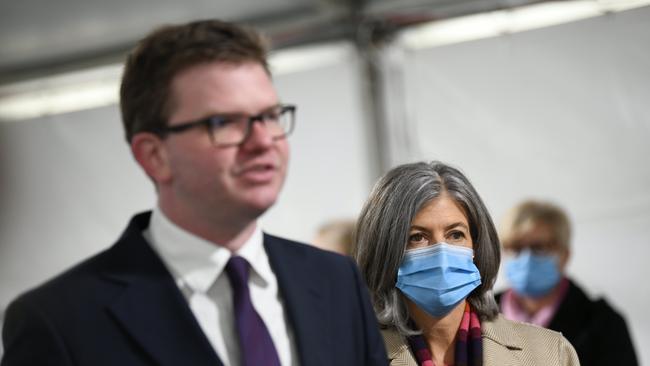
[
  {"x1": 504, "y1": 240, "x2": 560, "y2": 256},
  {"x1": 157, "y1": 104, "x2": 296, "y2": 147}
]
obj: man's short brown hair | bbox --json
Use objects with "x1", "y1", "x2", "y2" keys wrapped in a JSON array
[{"x1": 120, "y1": 19, "x2": 270, "y2": 143}]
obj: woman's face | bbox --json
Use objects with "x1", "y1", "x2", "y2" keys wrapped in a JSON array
[
  {"x1": 407, "y1": 193, "x2": 473, "y2": 250},
  {"x1": 401, "y1": 192, "x2": 478, "y2": 322}
]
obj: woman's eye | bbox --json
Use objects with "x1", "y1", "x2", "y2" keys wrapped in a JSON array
[
  {"x1": 408, "y1": 233, "x2": 426, "y2": 243},
  {"x1": 448, "y1": 231, "x2": 465, "y2": 241}
]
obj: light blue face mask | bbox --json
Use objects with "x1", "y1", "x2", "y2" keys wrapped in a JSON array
[
  {"x1": 396, "y1": 242, "x2": 482, "y2": 318},
  {"x1": 505, "y1": 249, "x2": 561, "y2": 298}
]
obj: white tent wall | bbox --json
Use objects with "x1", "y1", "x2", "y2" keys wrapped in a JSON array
[
  {"x1": 386, "y1": 6, "x2": 650, "y2": 363},
  {"x1": 0, "y1": 106, "x2": 156, "y2": 310},
  {"x1": 261, "y1": 43, "x2": 377, "y2": 241}
]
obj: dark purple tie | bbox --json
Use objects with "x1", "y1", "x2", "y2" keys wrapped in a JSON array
[{"x1": 225, "y1": 256, "x2": 281, "y2": 366}]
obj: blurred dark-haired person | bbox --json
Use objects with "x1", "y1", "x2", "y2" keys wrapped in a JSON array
[
  {"x1": 496, "y1": 200, "x2": 638, "y2": 366},
  {"x1": 1, "y1": 19, "x2": 387, "y2": 366},
  {"x1": 355, "y1": 161, "x2": 579, "y2": 366}
]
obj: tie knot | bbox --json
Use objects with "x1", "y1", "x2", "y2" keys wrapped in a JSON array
[{"x1": 225, "y1": 256, "x2": 250, "y2": 288}]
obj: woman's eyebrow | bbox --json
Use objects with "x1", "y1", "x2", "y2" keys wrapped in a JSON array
[
  {"x1": 443, "y1": 222, "x2": 469, "y2": 231},
  {"x1": 409, "y1": 225, "x2": 430, "y2": 232}
]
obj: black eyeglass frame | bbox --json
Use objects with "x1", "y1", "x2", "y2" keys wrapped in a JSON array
[{"x1": 155, "y1": 104, "x2": 296, "y2": 147}]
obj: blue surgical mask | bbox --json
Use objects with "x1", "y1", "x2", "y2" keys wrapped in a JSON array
[
  {"x1": 505, "y1": 250, "x2": 561, "y2": 298},
  {"x1": 396, "y1": 242, "x2": 482, "y2": 318}
]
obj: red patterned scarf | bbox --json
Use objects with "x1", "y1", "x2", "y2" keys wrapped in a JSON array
[{"x1": 406, "y1": 303, "x2": 482, "y2": 366}]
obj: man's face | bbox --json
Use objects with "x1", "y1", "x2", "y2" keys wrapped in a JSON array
[
  {"x1": 161, "y1": 61, "x2": 289, "y2": 222},
  {"x1": 504, "y1": 222, "x2": 569, "y2": 271}
]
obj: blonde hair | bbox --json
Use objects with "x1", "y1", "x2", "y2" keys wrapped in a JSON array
[
  {"x1": 499, "y1": 200, "x2": 571, "y2": 250},
  {"x1": 313, "y1": 219, "x2": 356, "y2": 255}
]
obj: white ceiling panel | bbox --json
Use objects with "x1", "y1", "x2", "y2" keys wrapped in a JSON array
[{"x1": 0, "y1": 0, "x2": 540, "y2": 82}]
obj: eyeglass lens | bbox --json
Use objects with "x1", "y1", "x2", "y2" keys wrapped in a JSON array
[{"x1": 211, "y1": 106, "x2": 293, "y2": 146}]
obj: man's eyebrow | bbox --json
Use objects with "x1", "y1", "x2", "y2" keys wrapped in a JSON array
[{"x1": 205, "y1": 103, "x2": 282, "y2": 117}]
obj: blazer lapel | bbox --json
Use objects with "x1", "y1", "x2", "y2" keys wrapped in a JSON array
[
  {"x1": 381, "y1": 329, "x2": 417, "y2": 366},
  {"x1": 264, "y1": 235, "x2": 330, "y2": 366},
  {"x1": 481, "y1": 315, "x2": 524, "y2": 366},
  {"x1": 104, "y1": 213, "x2": 223, "y2": 366},
  {"x1": 379, "y1": 316, "x2": 531, "y2": 366},
  {"x1": 381, "y1": 318, "x2": 526, "y2": 366}
]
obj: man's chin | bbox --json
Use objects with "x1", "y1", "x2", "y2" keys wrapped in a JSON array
[
  {"x1": 231, "y1": 182, "x2": 284, "y2": 217},
  {"x1": 241, "y1": 194, "x2": 279, "y2": 217}
]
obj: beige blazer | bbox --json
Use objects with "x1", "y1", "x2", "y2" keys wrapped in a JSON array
[{"x1": 382, "y1": 315, "x2": 580, "y2": 366}]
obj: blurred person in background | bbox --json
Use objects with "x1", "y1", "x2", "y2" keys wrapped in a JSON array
[
  {"x1": 496, "y1": 200, "x2": 638, "y2": 366},
  {"x1": 312, "y1": 218, "x2": 356, "y2": 255},
  {"x1": 355, "y1": 161, "x2": 579, "y2": 366},
  {"x1": 1, "y1": 19, "x2": 387, "y2": 366}
]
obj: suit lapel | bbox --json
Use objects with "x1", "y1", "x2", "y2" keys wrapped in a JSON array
[
  {"x1": 264, "y1": 235, "x2": 330, "y2": 366},
  {"x1": 104, "y1": 213, "x2": 223, "y2": 366}
]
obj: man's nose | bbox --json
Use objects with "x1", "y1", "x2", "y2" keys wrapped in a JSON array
[{"x1": 241, "y1": 117, "x2": 274, "y2": 149}]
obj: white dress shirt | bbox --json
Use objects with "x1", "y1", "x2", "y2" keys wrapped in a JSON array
[{"x1": 143, "y1": 207, "x2": 299, "y2": 366}]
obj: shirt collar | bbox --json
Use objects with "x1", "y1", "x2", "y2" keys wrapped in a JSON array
[
  {"x1": 147, "y1": 206, "x2": 271, "y2": 293},
  {"x1": 500, "y1": 277, "x2": 569, "y2": 327},
  {"x1": 235, "y1": 225, "x2": 274, "y2": 287}
]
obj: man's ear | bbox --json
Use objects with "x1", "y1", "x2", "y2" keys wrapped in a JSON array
[{"x1": 131, "y1": 132, "x2": 172, "y2": 184}]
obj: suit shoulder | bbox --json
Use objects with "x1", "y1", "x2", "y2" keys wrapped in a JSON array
[
  {"x1": 8, "y1": 246, "x2": 115, "y2": 311},
  {"x1": 263, "y1": 233, "x2": 360, "y2": 288},
  {"x1": 264, "y1": 233, "x2": 351, "y2": 264},
  {"x1": 592, "y1": 297, "x2": 625, "y2": 319}
]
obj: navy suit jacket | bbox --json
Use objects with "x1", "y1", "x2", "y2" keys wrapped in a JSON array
[{"x1": 2, "y1": 212, "x2": 388, "y2": 366}]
